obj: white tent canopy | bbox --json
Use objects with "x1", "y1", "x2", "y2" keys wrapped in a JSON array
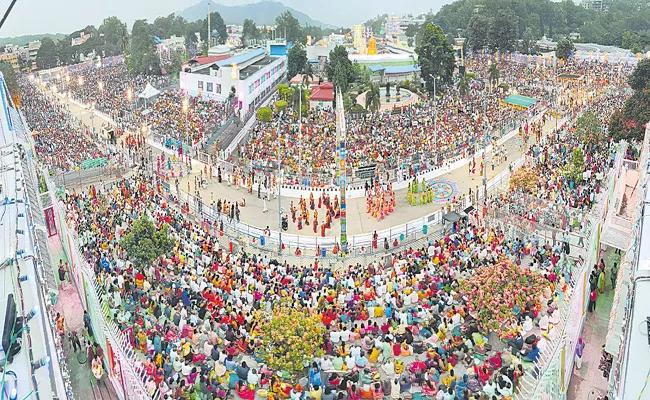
[{"x1": 138, "y1": 83, "x2": 161, "y2": 100}]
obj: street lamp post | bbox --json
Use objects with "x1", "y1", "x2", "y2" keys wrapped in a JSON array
[
  {"x1": 182, "y1": 98, "x2": 190, "y2": 158},
  {"x1": 90, "y1": 102, "x2": 96, "y2": 138},
  {"x1": 127, "y1": 87, "x2": 133, "y2": 122},
  {"x1": 276, "y1": 113, "x2": 284, "y2": 254},
  {"x1": 298, "y1": 83, "x2": 303, "y2": 181},
  {"x1": 429, "y1": 75, "x2": 440, "y2": 166}
]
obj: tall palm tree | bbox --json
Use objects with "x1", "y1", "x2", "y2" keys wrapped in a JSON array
[
  {"x1": 365, "y1": 83, "x2": 381, "y2": 113},
  {"x1": 458, "y1": 75, "x2": 470, "y2": 100},
  {"x1": 302, "y1": 63, "x2": 314, "y2": 87},
  {"x1": 488, "y1": 62, "x2": 500, "y2": 91}
]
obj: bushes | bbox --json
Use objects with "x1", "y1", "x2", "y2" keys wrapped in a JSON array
[
  {"x1": 274, "y1": 100, "x2": 288, "y2": 113},
  {"x1": 257, "y1": 107, "x2": 273, "y2": 122}
]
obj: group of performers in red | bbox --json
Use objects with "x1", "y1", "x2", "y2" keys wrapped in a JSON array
[
  {"x1": 366, "y1": 182, "x2": 396, "y2": 221},
  {"x1": 289, "y1": 192, "x2": 341, "y2": 236}
]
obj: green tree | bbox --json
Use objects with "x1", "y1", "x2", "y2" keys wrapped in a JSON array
[
  {"x1": 275, "y1": 11, "x2": 302, "y2": 43},
  {"x1": 35, "y1": 37, "x2": 58, "y2": 69},
  {"x1": 274, "y1": 99, "x2": 288, "y2": 113},
  {"x1": 327, "y1": 45, "x2": 354, "y2": 94},
  {"x1": 520, "y1": 27, "x2": 538, "y2": 55},
  {"x1": 257, "y1": 107, "x2": 273, "y2": 122},
  {"x1": 404, "y1": 24, "x2": 420, "y2": 39},
  {"x1": 576, "y1": 111, "x2": 605, "y2": 149},
  {"x1": 0, "y1": 62, "x2": 20, "y2": 106},
  {"x1": 277, "y1": 84, "x2": 294, "y2": 101},
  {"x1": 152, "y1": 13, "x2": 180, "y2": 40},
  {"x1": 629, "y1": 58, "x2": 650, "y2": 91},
  {"x1": 128, "y1": 19, "x2": 160, "y2": 74},
  {"x1": 120, "y1": 217, "x2": 174, "y2": 267},
  {"x1": 488, "y1": 62, "x2": 500, "y2": 90},
  {"x1": 608, "y1": 90, "x2": 650, "y2": 142},
  {"x1": 287, "y1": 43, "x2": 307, "y2": 79},
  {"x1": 364, "y1": 82, "x2": 381, "y2": 113},
  {"x1": 561, "y1": 148, "x2": 585, "y2": 182},
  {"x1": 166, "y1": 50, "x2": 186, "y2": 77},
  {"x1": 57, "y1": 39, "x2": 74, "y2": 66},
  {"x1": 555, "y1": 37, "x2": 575, "y2": 61},
  {"x1": 458, "y1": 74, "x2": 470, "y2": 100},
  {"x1": 488, "y1": 9, "x2": 518, "y2": 52},
  {"x1": 466, "y1": 14, "x2": 490, "y2": 52},
  {"x1": 622, "y1": 30, "x2": 643, "y2": 53},
  {"x1": 185, "y1": 29, "x2": 199, "y2": 57},
  {"x1": 202, "y1": 12, "x2": 228, "y2": 47},
  {"x1": 242, "y1": 19, "x2": 260, "y2": 45},
  {"x1": 302, "y1": 63, "x2": 314, "y2": 87},
  {"x1": 99, "y1": 16, "x2": 129, "y2": 56},
  {"x1": 415, "y1": 24, "x2": 455, "y2": 95},
  {"x1": 255, "y1": 306, "x2": 324, "y2": 377}
]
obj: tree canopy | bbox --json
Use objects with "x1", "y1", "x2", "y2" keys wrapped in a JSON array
[
  {"x1": 555, "y1": 38, "x2": 575, "y2": 60},
  {"x1": 242, "y1": 19, "x2": 261, "y2": 45},
  {"x1": 327, "y1": 45, "x2": 354, "y2": 94},
  {"x1": 128, "y1": 19, "x2": 161, "y2": 74},
  {"x1": 275, "y1": 11, "x2": 302, "y2": 44},
  {"x1": 576, "y1": 111, "x2": 605, "y2": 149},
  {"x1": 287, "y1": 43, "x2": 307, "y2": 79},
  {"x1": 35, "y1": 37, "x2": 58, "y2": 70},
  {"x1": 99, "y1": 16, "x2": 129, "y2": 57},
  {"x1": 609, "y1": 58, "x2": 650, "y2": 142},
  {"x1": 254, "y1": 306, "x2": 324, "y2": 377},
  {"x1": 416, "y1": 24, "x2": 456, "y2": 95},
  {"x1": 120, "y1": 217, "x2": 174, "y2": 267},
  {"x1": 202, "y1": 12, "x2": 228, "y2": 49},
  {"x1": 0, "y1": 62, "x2": 20, "y2": 106}
]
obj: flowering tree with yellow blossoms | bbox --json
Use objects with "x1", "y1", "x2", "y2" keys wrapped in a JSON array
[
  {"x1": 257, "y1": 306, "x2": 324, "y2": 376},
  {"x1": 509, "y1": 167, "x2": 539, "y2": 193}
]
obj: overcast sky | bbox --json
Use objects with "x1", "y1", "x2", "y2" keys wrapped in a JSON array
[{"x1": 0, "y1": 0, "x2": 450, "y2": 38}]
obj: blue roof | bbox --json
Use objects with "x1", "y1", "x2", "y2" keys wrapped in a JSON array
[
  {"x1": 216, "y1": 48, "x2": 266, "y2": 67},
  {"x1": 384, "y1": 65, "x2": 420, "y2": 74},
  {"x1": 368, "y1": 64, "x2": 385, "y2": 72},
  {"x1": 308, "y1": 59, "x2": 319, "y2": 63}
]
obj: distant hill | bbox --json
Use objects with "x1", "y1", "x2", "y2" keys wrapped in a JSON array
[
  {"x1": 178, "y1": 0, "x2": 335, "y2": 28},
  {"x1": 0, "y1": 33, "x2": 67, "y2": 47}
]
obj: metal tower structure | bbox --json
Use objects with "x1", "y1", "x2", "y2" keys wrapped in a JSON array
[{"x1": 335, "y1": 89, "x2": 348, "y2": 255}]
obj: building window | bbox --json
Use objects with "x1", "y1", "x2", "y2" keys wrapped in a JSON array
[
  {"x1": 206, "y1": 82, "x2": 213, "y2": 92},
  {"x1": 216, "y1": 84, "x2": 222, "y2": 94},
  {"x1": 198, "y1": 81, "x2": 204, "y2": 90},
  {"x1": 249, "y1": 84, "x2": 254, "y2": 94}
]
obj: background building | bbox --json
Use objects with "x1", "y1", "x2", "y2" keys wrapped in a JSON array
[
  {"x1": 180, "y1": 48, "x2": 286, "y2": 115},
  {"x1": 581, "y1": 0, "x2": 611, "y2": 11},
  {"x1": 353, "y1": 25, "x2": 366, "y2": 53},
  {"x1": 0, "y1": 52, "x2": 20, "y2": 73}
]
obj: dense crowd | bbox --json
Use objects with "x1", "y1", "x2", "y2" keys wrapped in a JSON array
[
  {"x1": 62, "y1": 63, "x2": 231, "y2": 149},
  {"x1": 29, "y1": 53, "x2": 636, "y2": 400},
  {"x1": 126, "y1": 91, "x2": 231, "y2": 150},
  {"x1": 64, "y1": 63, "x2": 169, "y2": 123},
  {"x1": 62, "y1": 172, "x2": 571, "y2": 399},
  {"x1": 490, "y1": 87, "x2": 628, "y2": 234},
  {"x1": 242, "y1": 89, "x2": 536, "y2": 186},
  {"x1": 20, "y1": 81, "x2": 106, "y2": 171}
]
